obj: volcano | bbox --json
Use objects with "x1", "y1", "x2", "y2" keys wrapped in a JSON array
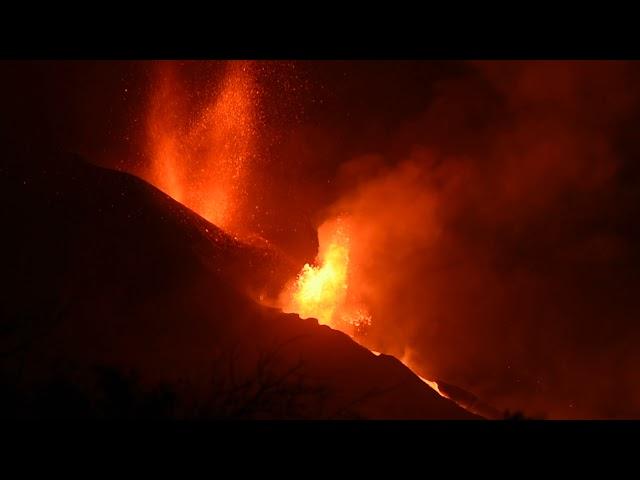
[{"x1": 1, "y1": 151, "x2": 478, "y2": 419}]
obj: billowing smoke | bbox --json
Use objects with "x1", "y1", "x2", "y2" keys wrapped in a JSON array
[{"x1": 299, "y1": 61, "x2": 640, "y2": 418}]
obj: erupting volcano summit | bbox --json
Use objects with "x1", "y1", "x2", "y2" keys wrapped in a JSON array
[{"x1": 4, "y1": 59, "x2": 640, "y2": 420}]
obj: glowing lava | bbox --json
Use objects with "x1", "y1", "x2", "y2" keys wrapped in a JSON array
[
  {"x1": 280, "y1": 217, "x2": 371, "y2": 335},
  {"x1": 287, "y1": 220, "x2": 349, "y2": 325},
  {"x1": 145, "y1": 60, "x2": 258, "y2": 235}
]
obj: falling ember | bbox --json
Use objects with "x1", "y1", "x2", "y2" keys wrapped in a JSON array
[
  {"x1": 280, "y1": 216, "x2": 372, "y2": 335},
  {"x1": 145, "y1": 60, "x2": 258, "y2": 234}
]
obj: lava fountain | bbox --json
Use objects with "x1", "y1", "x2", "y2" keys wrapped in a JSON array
[
  {"x1": 145, "y1": 60, "x2": 258, "y2": 236},
  {"x1": 279, "y1": 216, "x2": 371, "y2": 336}
]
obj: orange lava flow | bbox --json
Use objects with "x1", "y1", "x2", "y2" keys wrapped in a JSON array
[
  {"x1": 145, "y1": 60, "x2": 257, "y2": 234},
  {"x1": 280, "y1": 217, "x2": 371, "y2": 335}
]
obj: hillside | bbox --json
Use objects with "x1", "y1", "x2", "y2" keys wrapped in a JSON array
[{"x1": 0, "y1": 151, "x2": 479, "y2": 419}]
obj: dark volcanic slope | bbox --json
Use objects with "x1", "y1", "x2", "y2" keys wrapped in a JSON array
[{"x1": 1, "y1": 152, "x2": 478, "y2": 419}]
